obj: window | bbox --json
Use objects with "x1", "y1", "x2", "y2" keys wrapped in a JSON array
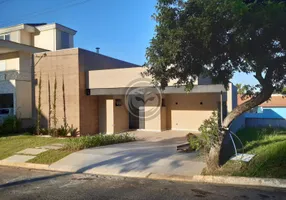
[
  {"x1": 61, "y1": 31, "x2": 70, "y2": 49},
  {"x1": 0, "y1": 94, "x2": 13, "y2": 108},
  {"x1": 0, "y1": 34, "x2": 10, "y2": 41}
]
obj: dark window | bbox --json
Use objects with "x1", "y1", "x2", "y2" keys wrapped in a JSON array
[
  {"x1": 115, "y1": 99, "x2": 122, "y2": 106},
  {"x1": 0, "y1": 34, "x2": 10, "y2": 41},
  {"x1": 61, "y1": 32, "x2": 70, "y2": 49},
  {"x1": 0, "y1": 94, "x2": 13, "y2": 108}
]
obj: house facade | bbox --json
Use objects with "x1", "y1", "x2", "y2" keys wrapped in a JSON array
[
  {"x1": 1, "y1": 23, "x2": 237, "y2": 134},
  {"x1": 0, "y1": 23, "x2": 76, "y2": 125}
]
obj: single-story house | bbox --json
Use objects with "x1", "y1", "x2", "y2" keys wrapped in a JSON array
[{"x1": 0, "y1": 23, "x2": 238, "y2": 135}]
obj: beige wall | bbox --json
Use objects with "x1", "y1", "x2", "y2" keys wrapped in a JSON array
[
  {"x1": 34, "y1": 49, "x2": 82, "y2": 131},
  {"x1": 144, "y1": 94, "x2": 163, "y2": 131},
  {"x1": 88, "y1": 67, "x2": 146, "y2": 89},
  {"x1": 0, "y1": 52, "x2": 20, "y2": 71},
  {"x1": 166, "y1": 93, "x2": 220, "y2": 132},
  {"x1": 8, "y1": 31, "x2": 20, "y2": 43},
  {"x1": 113, "y1": 96, "x2": 129, "y2": 133},
  {"x1": 78, "y1": 70, "x2": 99, "y2": 135},
  {"x1": 34, "y1": 29, "x2": 55, "y2": 51},
  {"x1": 88, "y1": 67, "x2": 214, "y2": 89},
  {"x1": 98, "y1": 95, "x2": 128, "y2": 134},
  {"x1": 20, "y1": 30, "x2": 33, "y2": 46},
  {"x1": 16, "y1": 80, "x2": 31, "y2": 118}
]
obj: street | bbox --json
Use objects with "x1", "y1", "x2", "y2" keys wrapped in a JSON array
[{"x1": 0, "y1": 166, "x2": 285, "y2": 200}]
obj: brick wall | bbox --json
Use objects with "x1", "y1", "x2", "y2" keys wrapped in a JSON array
[{"x1": 34, "y1": 48, "x2": 89, "y2": 134}]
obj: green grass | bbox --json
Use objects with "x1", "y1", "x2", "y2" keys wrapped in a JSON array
[
  {"x1": 64, "y1": 133, "x2": 136, "y2": 151},
  {"x1": 0, "y1": 134, "x2": 67, "y2": 160},
  {"x1": 28, "y1": 149, "x2": 73, "y2": 165},
  {"x1": 0, "y1": 133, "x2": 135, "y2": 165},
  {"x1": 208, "y1": 128, "x2": 286, "y2": 178}
]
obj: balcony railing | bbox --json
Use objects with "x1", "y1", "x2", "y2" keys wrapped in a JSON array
[{"x1": 0, "y1": 70, "x2": 31, "y2": 81}]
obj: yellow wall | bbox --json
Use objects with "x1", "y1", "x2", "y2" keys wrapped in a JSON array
[{"x1": 166, "y1": 93, "x2": 220, "y2": 132}]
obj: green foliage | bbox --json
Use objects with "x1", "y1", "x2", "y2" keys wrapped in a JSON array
[
  {"x1": 186, "y1": 133, "x2": 201, "y2": 151},
  {"x1": 28, "y1": 149, "x2": 72, "y2": 165},
  {"x1": 62, "y1": 76, "x2": 68, "y2": 128},
  {"x1": 48, "y1": 76, "x2": 52, "y2": 130},
  {"x1": 0, "y1": 134, "x2": 66, "y2": 160},
  {"x1": 0, "y1": 116, "x2": 22, "y2": 134},
  {"x1": 53, "y1": 75, "x2": 57, "y2": 128},
  {"x1": 187, "y1": 112, "x2": 220, "y2": 152},
  {"x1": 146, "y1": 0, "x2": 286, "y2": 93},
  {"x1": 64, "y1": 133, "x2": 136, "y2": 151},
  {"x1": 40, "y1": 124, "x2": 79, "y2": 137},
  {"x1": 206, "y1": 128, "x2": 286, "y2": 178},
  {"x1": 36, "y1": 72, "x2": 42, "y2": 135}
]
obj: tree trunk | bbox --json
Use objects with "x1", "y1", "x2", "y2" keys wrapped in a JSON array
[{"x1": 206, "y1": 86, "x2": 274, "y2": 172}]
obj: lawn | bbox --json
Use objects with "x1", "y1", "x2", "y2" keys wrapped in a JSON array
[
  {"x1": 0, "y1": 134, "x2": 67, "y2": 160},
  {"x1": 208, "y1": 128, "x2": 286, "y2": 179},
  {"x1": 0, "y1": 133, "x2": 135, "y2": 165}
]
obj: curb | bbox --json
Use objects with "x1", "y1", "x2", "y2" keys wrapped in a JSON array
[
  {"x1": 0, "y1": 161, "x2": 50, "y2": 171},
  {"x1": 0, "y1": 162, "x2": 285, "y2": 189},
  {"x1": 148, "y1": 174, "x2": 286, "y2": 189}
]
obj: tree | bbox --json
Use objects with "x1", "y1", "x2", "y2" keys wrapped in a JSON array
[
  {"x1": 145, "y1": 0, "x2": 286, "y2": 171},
  {"x1": 236, "y1": 84, "x2": 247, "y2": 95}
]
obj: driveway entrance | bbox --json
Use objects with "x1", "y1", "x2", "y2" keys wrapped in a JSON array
[{"x1": 50, "y1": 131, "x2": 206, "y2": 177}]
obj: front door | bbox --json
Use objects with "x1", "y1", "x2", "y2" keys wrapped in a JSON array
[{"x1": 128, "y1": 94, "x2": 144, "y2": 129}]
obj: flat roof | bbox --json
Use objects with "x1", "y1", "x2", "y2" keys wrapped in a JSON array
[
  {"x1": 88, "y1": 85, "x2": 226, "y2": 96},
  {"x1": 0, "y1": 39, "x2": 48, "y2": 54}
]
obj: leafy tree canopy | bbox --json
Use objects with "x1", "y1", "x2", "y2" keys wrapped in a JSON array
[
  {"x1": 145, "y1": 0, "x2": 286, "y2": 94},
  {"x1": 145, "y1": 0, "x2": 286, "y2": 170}
]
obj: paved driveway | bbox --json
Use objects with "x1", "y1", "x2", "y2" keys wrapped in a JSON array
[{"x1": 50, "y1": 131, "x2": 206, "y2": 177}]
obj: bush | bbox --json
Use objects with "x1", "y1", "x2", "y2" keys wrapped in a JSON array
[
  {"x1": 40, "y1": 124, "x2": 79, "y2": 137},
  {"x1": 64, "y1": 133, "x2": 136, "y2": 151},
  {"x1": 198, "y1": 111, "x2": 220, "y2": 152},
  {"x1": 0, "y1": 116, "x2": 22, "y2": 134},
  {"x1": 188, "y1": 112, "x2": 220, "y2": 153},
  {"x1": 187, "y1": 133, "x2": 202, "y2": 151}
]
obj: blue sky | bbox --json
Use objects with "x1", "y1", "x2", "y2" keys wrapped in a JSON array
[{"x1": 0, "y1": 0, "x2": 257, "y2": 85}]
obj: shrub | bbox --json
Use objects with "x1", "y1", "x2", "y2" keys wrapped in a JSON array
[
  {"x1": 188, "y1": 112, "x2": 220, "y2": 153},
  {"x1": 64, "y1": 133, "x2": 136, "y2": 151},
  {"x1": 0, "y1": 116, "x2": 22, "y2": 134},
  {"x1": 187, "y1": 133, "x2": 202, "y2": 151}
]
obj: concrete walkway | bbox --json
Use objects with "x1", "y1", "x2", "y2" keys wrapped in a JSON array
[
  {"x1": 50, "y1": 131, "x2": 206, "y2": 177},
  {"x1": 1, "y1": 144, "x2": 64, "y2": 164}
]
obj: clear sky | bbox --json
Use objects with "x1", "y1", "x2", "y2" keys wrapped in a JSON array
[{"x1": 0, "y1": 0, "x2": 257, "y2": 85}]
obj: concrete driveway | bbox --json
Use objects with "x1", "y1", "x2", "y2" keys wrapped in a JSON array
[{"x1": 50, "y1": 130, "x2": 206, "y2": 177}]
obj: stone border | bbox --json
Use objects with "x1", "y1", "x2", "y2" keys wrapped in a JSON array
[{"x1": 0, "y1": 161, "x2": 285, "y2": 189}]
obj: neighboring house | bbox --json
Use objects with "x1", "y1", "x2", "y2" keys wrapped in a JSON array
[
  {"x1": 0, "y1": 23, "x2": 237, "y2": 135},
  {"x1": 0, "y1": 23, "x2": 76, "y2": 125},
  {"x1": 237, "y1": 94, "x2": 286, "y2": 128}
]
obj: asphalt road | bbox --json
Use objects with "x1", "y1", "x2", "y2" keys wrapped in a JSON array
[{"x1": 0, "y1": 166, "x2": 285, "y2": 200}]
